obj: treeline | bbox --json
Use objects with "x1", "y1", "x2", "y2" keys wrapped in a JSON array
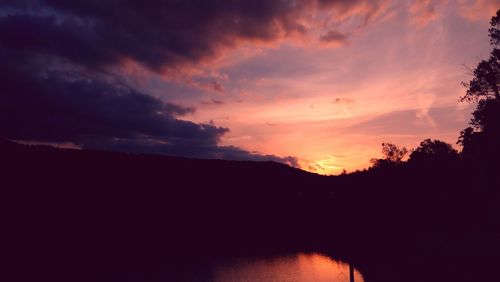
[
  {"x1": 332, "y1": 12, "x2": 500, "y2": 281},
  {"x1": 366, "y1": 9, "x2": 499, "y2": 190}
]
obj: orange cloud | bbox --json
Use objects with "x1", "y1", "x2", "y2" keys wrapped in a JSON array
[
  {"x1": 458, "y1": 0, "x2": 499, "y2": 21},
  {"x1": 409, "y1": 0, "x2": 444, "y2": 27}
]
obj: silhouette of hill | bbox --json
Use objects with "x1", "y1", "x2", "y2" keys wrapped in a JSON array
[
  {"x1": 2, "y1": 139, "x2": 499, "y2": 282},
  {"x1": 2, "y1": 139, "x2": 331, "y2": 281}
]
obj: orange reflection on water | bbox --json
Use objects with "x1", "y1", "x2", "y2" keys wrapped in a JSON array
[{"x1": 212, "y1": 252, "x2": 364, "y2": 282}]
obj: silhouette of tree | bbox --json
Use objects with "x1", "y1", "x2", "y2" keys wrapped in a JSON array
[
  {"x1": 461, "y1": 10, "x2": 499, "y2": 102},
  {"x1": 456, "y1": 10, "x2": 500, "y2": 240},
  {"x1": 408, "y1": 139, "x2": 459, "y2": 165},
  {"x1": 381, "y1": 142, "x2": 408, "y2": 163},
  {"x1": 458, "y1": 9, "x2": 500, "y2": 160},
  {"x1": 370, "y1": 142, "x2": 408, "y2": 169}
]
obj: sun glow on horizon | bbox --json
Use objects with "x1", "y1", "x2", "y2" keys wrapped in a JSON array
[
  {"x1": 175, "y1": 0, "x2": 491, "y2": 174},
  {"x1": 1, "y1": 1, "x2": 494, "y2": 173}
]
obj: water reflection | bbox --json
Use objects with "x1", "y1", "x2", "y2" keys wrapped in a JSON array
[{"x1": 212, "y1": 253, "x2": 364, "y2": 282}]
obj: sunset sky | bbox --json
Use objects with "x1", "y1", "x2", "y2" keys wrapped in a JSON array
[{"x1": 0, "y1": 0, "x2": 498, "y2": 174}]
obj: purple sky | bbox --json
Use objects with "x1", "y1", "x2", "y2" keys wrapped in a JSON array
[{"x1": 0, "y1": 0, "x2": 498, "y2": 173}]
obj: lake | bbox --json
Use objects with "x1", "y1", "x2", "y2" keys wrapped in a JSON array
[
  {"x1": 210, "y1": 253, "x2": 364, "y2": 282},
  {"x1": 101, "y1": 252, "x2": 364, "y2": 281}
]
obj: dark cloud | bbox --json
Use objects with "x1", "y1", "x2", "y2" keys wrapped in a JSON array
[
  {"x1": 0, "y1": 47, "x2": 222, "y2": 145},
  {"x1": 0, "y1": 0, "x2": 382, "y2": 71},
  {"x1": 81, "y1": 137, "x2": 299, "y2": 167},
  {"x1": 0, "y1": 45, "x2": 297, "y2": 166},
  {"x1": 95, "y1": 138, "x2": 300, "y2": 166},
  {"x1": 0, "y1": 45, "x2": 297, "y2": 165},
  {"x1": 0, "y1": 14, "x2": 119, "y2": 70},
  {"x1": 0, "y1": 0, "x2": 313, "y2": 71},
  {"x1": 320, "y1": 30, "x2": 349, "y2": 45},
  {"x1": 3, "y1": 0, "x2": 391, "y2": 166}
]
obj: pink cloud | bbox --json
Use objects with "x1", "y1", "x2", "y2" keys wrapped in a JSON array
[
  {"x1": 409, "y1": 0, "x2": 444, "y2": 27},
  {"x1": 319, "y1": 30, "x2": 350, "y2": 46},
  {"x1": 458, "y1": 0, "x2": 499, "y2": 21}
]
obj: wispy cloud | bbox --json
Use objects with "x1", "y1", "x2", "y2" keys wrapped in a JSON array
[{"x1": 0, "y1": 0, "x2": 495, "y2": 173}]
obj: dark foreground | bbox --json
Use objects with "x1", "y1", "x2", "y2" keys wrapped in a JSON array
[{"x1": 2, "y1": 139, "x2": 499, "y2": 282}]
